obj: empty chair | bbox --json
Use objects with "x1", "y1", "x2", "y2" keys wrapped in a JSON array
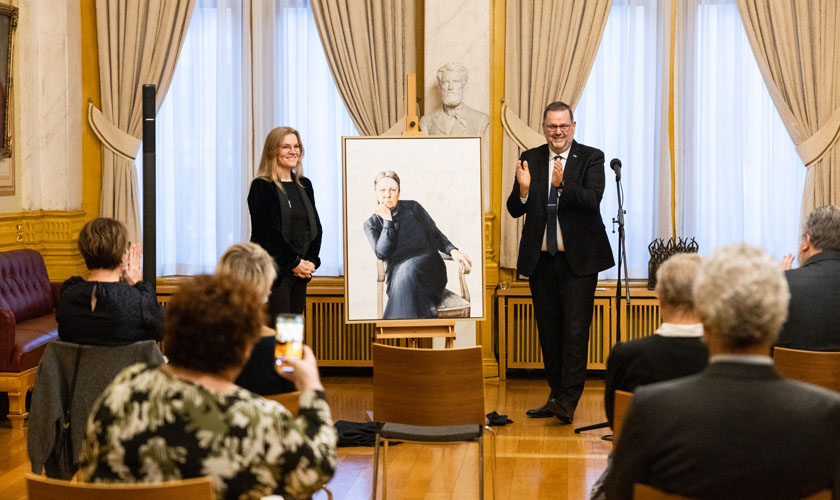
[
  {"x1": 26, "y1": 473, "x2": 215, "y2": 500},
  {"x1": 370, "y1": 344, "x2": 494, "y2": 500},
  {"x1": 773, "y1": 347, "x2": 840, "y2": 393}
]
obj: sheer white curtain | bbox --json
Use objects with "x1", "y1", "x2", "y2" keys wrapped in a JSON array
[
  {"x1": 139, "y1": 0, "x2": 248, "y2": 275},
  {"x1": 142, "y1": 0, "x2": 355, "y2": 276},
  {"x1": 252, "y1": 0, "x2": 358, "y2": 276},
  {"x1": 576, "y1": 0, "x2": 669, "y2": 279},
  {"x1": 678, "y1": 0, "x2": 805, "y2": 260}
]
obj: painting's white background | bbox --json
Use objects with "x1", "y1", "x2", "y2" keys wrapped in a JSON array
[{"x1": 344, "y1": 137, "x2": 485, "y2": 322}]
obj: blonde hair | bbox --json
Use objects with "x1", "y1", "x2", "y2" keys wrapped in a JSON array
[
  {"x1": 693, "y1": 243, "x2": 789, "y2": 349},
  {"x1": 255, "y1": 127, "x2": 304, "y2": 192},
  {"x1": 216, "y1": 243, "x2": 277, "y2": 297}
]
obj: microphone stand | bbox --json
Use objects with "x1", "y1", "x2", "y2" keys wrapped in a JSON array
[
  {"x1": 613, "y1": 168, "x2": 630, "y2": 344},
  {"x1": 574, "y1": 163, "x2": 630, "y2": 437}
]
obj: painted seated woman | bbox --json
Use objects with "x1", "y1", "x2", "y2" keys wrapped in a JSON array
[{"x1": 363, "y1": 170, "x2": 472, "y2": 319}]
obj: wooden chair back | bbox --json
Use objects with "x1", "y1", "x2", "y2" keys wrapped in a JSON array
[
  {"x1": 633, "y1": 483, "x2": 831, "y2": 500},
  {"x1": 633, "y1": 484, "x2": 692, "y2": 500},
  {"x1": 26, "y1": 473, "x2": 215, "y2": 500},
  {"x1": 612, "y1": 390, "x2": 633, "y2": 442},
  {"x1": 372, "y1": 344, "x2": 485, "y2": 426},
  {"x1": 773, "y1": 347, "x2": 840, "y2": 393},
  {"x1": 264, "y1": 391, "x2": 301, "y2": 416}
]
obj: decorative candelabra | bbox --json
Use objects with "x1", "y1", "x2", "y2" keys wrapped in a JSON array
[{"x1": 647, "y1": 237, "x2": 699, "y2": 289}]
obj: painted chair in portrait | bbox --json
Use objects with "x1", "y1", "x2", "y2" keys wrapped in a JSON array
[{"x1": 376, "y1": 252, "x2": 471, "y2": 319}]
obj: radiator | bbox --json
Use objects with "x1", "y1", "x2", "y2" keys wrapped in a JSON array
[{"x1": 506, "y1": 297, "x2": 613, "y2": 370}]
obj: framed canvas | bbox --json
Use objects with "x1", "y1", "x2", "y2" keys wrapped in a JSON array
[
  {"x1": 343, "y1": 136, "x2": 485, "y2": 323},
  {"x1": 0, "y1": 4, "x2": 17, "y2": 159}
]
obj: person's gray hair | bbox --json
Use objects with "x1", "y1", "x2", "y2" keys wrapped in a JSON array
[
  {"x1": 655, "y1": 253, "x2": 702, "y2": 313},
  {"x1": 693, "y1": 243, "x2": 789, "y2": 349},
  {"x1": 436, "y1": 62, "x2": 468, "y2": 86},
  {"x1": 373, "y1": 170, "x2": 401, "y2": 190},
  {"x1": 216, "y1": 242, "x2": 277, "y2": 298},
  {"x1": 803, "y1": 205, "x2": 840, "y2": 252}
]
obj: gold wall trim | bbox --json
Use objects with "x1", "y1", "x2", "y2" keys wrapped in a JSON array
[{"x1": 0, "y1": 210, "x2": 86, "y2": 280}]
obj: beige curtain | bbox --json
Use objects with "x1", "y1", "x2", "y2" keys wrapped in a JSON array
[
  {"x1": 737, "y1": 0, "x2": 840, "y2": 221},
  {"x1": 500, "y1": 0, "x2": 612, "y2": 269},
  {"x1": 94, "y1": 0, "x2": 195, "y2": 243},
  {"x1": 311, "y1": 0, "x2": 416, "y2": 136}
]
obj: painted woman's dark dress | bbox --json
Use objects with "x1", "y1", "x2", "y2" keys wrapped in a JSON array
[{"x1": 363, "y1": 200, "x2": 456, "y2": 319}]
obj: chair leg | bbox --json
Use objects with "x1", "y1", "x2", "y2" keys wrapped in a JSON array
[
  {"x1": 382, "y1": 437, "x2": 389, "y2": 500},
  {"x1": 485, "y1": 426, "x2": 498, "y2": 500},
  {"x1": 479, "y1": 436, "x2": 484, "y2": 500},
  {"x1": 372, "y1": 434, "x2": 381, "y2": 500}
]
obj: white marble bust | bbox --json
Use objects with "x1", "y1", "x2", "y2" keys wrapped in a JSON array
[{"x1": 420, "y1": 62, "x2": 490, "y2": 137}]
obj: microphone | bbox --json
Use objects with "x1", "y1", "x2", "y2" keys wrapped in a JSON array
[{"x1": 610, "y1": 158, "x2": 622, "y2": 180}]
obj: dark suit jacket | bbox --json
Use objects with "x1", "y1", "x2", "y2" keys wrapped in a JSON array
[
  {"x1": 248, "y1": 177, "x2": 323, "y2": 275},
  {"x1": 777, "y1": 250, "x2": 840, "y2": 351},
  {"x1": 505, "y1": 141, "x2": 614, "y2": 277},
  {"x1": 605, "y1": 362, "x2": 840, "y2": 500},
  {"x1": 604, "y1": 332, "x2": 707, "y2": 428}
]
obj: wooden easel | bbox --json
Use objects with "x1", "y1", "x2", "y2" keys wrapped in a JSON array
[
  {"x1": 375, "y1": 320, "x2": 456, "y2": 349},
  {"x1": 373, "y1": 74, "x2": 456, "y2": 349}
]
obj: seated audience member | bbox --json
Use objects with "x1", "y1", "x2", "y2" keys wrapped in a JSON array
[
  {"x1": 605, "y1": 243, "x2": 840, "y2": 500},
  {"x1": 217, "y1": 242, "x2": 295, "y2": 395},
  {"x1": 603, "y1": 253, "x2": 707, "y2": 429},
  {"x1": 57, "y1": 218, "x2": 162, "y2": 345},
  {"x1": 778, "y1": 205, "x2": 840, "y2": 351},
  {"x1": 590, "y1": 254, "x2": 707, "y2": 500},
  {"x1": 79, "y1": 275, "x2": 337, "y2": 500}
]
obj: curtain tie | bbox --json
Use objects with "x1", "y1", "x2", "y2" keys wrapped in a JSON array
[
  {"x1": 501, "y1": 102, "x2": 547, "y2": 151},
  {"x1": 795, "y1": 105, "x2": 840, "y2": 166},
  {"x1": 87, "y1": 100, "x2": 142, "y2": 161}
]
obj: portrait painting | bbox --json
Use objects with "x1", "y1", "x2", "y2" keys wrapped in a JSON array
[
  {"x1": 0, "y1": 4, "x2": 16, "y2": 159},
  {"x1": 343, "y1": 136, "x2": 485, "y2": 323}
]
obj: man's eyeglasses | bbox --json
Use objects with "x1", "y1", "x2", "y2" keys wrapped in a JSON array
[
  {"x1": 280, "y1": 145, "x2": 302, "y2": 153},
  {"x1": 544, "y1": 123, "x2": 573, "y2": 133}
]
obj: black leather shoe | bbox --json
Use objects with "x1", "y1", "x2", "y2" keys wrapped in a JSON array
[
  {"x1": 546, "y1": 398, "x2": 574, "y2": 424},
  {"x1": 525, "y1": 403, "x2": 554, "y2": 418}
]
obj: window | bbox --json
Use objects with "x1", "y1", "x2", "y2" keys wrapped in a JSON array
[
  {"x1": 142, "y1": 0, "x2": 356, "y2": 276},
  {"x1": 575, "y1": 0, "x2": 804, "y2": 280}
]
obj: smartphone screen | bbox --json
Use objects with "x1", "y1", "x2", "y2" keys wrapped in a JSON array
[{"x1": 274, "y1": 313, "x2": 304, "y2": 372}]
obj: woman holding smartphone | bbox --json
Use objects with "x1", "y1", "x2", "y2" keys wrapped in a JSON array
[{"x1": 248, "y1": 126, "x2": 323, "y2": 317}]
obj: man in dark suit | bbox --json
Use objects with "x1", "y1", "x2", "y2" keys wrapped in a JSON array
[
  {"x1": 506, "y1": 101, "x2": 614, "y2": 423},
  {"x1": 605, "y1": 243, "x2": 840, "y2": 500},
  {"x1": 603, "y1": 253, "x2": 707, "y2": 428},
  {"x1": 777, "y1": 205, "x2": 840, "y2": 351}
]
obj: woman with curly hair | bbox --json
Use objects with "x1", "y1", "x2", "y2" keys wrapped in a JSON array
[{"x1": 80, "y1": 274, "x2": 337, "y2": 500}]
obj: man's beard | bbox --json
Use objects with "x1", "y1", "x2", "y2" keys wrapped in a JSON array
[{"x1": 442, "y1": 91, "x2": 462, "y2": 107}]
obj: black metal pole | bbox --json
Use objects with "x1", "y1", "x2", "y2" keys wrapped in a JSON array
[
  {"x1": 142, "y1": 84, "x2": 156, "y2": 292},
  {"x1": 574, "y1": 161, "x2": 629, "y2": 436}
]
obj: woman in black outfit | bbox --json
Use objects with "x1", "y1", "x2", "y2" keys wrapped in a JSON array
[
  {"x1": 57, "y1": 218, "x2": 163, "y2": 345},
  {"x1": 248, "y1": 126, "x2": 322, "y2": 317}
]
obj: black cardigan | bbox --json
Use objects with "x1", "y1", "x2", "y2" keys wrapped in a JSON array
[{"x1": 247, "y1": 177, "x2": 323, "y2": 275}]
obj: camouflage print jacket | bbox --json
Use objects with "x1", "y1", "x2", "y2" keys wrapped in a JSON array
[{"x1": 80, "y1": 363, "x2": 337, "y2": 500}]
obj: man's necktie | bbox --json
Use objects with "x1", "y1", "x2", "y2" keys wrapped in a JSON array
[{"x1": 546, "y1": 155, "x2": 561, "y2": 256}]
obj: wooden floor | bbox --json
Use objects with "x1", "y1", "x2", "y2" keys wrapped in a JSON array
[{"x1": 0, "y1": 376, "x2": 612, "y2": 500}]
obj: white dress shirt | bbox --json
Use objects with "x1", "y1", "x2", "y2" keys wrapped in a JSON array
[{"x1": 520, "y1": 151, "x2": 566, "y2": 252}]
